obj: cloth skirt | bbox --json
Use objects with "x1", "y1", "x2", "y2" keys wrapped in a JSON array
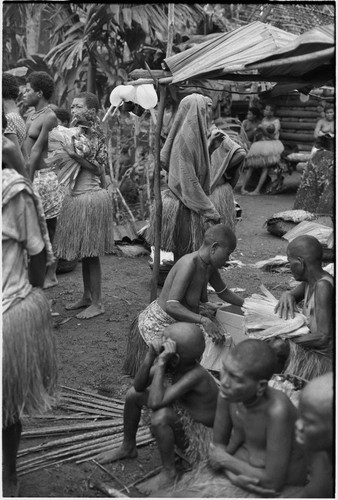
[
  {"x1": 146, "y1": 189, "x2": 208, "y2": 257},
  {"x1": 2, "y1": 288, "x2": 57, "y2": 427},
  {"x1": 245, "y1": 140, "x2": 284, "y2": 169},
  {"x1": 33, "y1": 168, "x2": 65, "y2": 219},
  {"x1": 53, "y1": 189, "x2": 114, "y2": 260},
  {"x1": 124, "y1": 299, "x2": 233, "y2": 376}
]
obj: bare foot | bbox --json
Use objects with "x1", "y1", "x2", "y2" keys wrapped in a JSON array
[
  {"x1": 96, "y1": 445, "x2": 137, "y2": 464},
  {"x1": 65, "y1": 298, "x2": 91, "y2": 311},
  {"x1": 248, "y1": 191, "x2": 260, "y2": 196},
  {"x1": 138, "y1": 470, "x2": 177, "y2": 496},
  {"x1": 76, "y1": 304, "x2": 104, "y2": 319},
  {"x1": 240, "y1": 189, "x2": 250, "y2": 195},
  {"x1": 43, "y1": 276, "x2": 58, "y2": 289}
]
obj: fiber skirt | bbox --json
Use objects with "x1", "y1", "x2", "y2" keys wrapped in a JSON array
[
  {"x1": 146, "y1": 189, "x2": 207, "y2": 257},
  {"x1": 283, "y1": 340, "x2": 332, "y2": 381},
  {"x1": 54, "y1": 189, "x2": 114, "y2": 260},
  {"x1": 2, "y1": 288, "x2": 57, "y2": 427},
  {"x1": 209, "y1": 183, "x2": 236, "y2": 231},
  {"x1": 245, "y1": 140, "x2": 284, "y2": 169}
]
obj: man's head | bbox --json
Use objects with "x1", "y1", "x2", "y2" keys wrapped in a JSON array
[
  {"x1": 220, "y1": 339, "x2": 277, "y2": 404},
  {"x1": 247, "y1": 107, "x2": 261, "y2": 121},
  {"x1": 202, "y1": 224, "x2": 237, "y2": 269},
  {"x1": 324, "y1": 105, "x2": 334, "y2": 121},
  {"x1": 295, "y1": 372, "x2": 333, "y2": 452},
  {"x1": 287, "y1": 235, "x2": 323, "y2": 280},
  {"x1": 264, "y1": 104, "x2": 276, "y2": 118},
  {"x1": 24, "y1": 72, "x2": 54, "y2": 106},
  {"x1": 2, "y1": 73, "x2": 20, "y2": 100},
  {"x1": 163, "y1": 322, "x2": 205, "y2": 364},
  {"x1": 72, "y1": 92, "x2": 99, "y2": 113}
]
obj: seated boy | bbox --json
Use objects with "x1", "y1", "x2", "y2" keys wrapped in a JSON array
[
  {"x1": 125, "y1": 224, "x2": 244, "y2": 376},
  {"x1": 274, "y1": 235, "x2": 333, "y2": 380},
  {"x1": 294, "y1": 372, "x2": 333, "y2": 498},
  {"x1": 97, "y1": 322, "x2": 219, "y2": 494},
  {"x1": 208, "y1": 339, "x2": 307, "y2": 496}
]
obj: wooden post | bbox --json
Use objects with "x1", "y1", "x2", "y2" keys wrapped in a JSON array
[
  {"x1": 150, "y1": 84, "x2": 166, "y2": 302},
  {"x1": 166, "y1": 4, "x2": 175, "y2": 58}
]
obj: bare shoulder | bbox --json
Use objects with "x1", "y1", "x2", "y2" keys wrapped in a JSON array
[
  {"x1": 266, "y1": 387, "x2": 296, "y2": 420},
  {"x1": 175, "y1": 253, "x2": 198, "y2": 272}
]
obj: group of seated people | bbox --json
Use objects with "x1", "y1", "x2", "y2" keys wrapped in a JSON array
[{"x1": 100, "y1": 224, "x2": 333, "y2": 497}]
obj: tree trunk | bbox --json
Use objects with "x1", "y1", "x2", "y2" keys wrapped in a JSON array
[{"x1": 25, "y1": 4, "x2": 42, "y2": 56}]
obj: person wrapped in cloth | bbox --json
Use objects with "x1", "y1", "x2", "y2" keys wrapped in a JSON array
[
  {"x1": 124, "y1": 224, "x2": 244, "y2": 377},
  {"x1": 2, "y1": 137, "x2": 57, "y2": 496},
  {"x1": 53, "y1": 92, "x2": 114, "y2": 319},
  {"x1": 97, "y1": 323, "x2": 219, "y2": 496},
  {"x1": 147, "y1": 93, "x2": 224, "y2": 262}
]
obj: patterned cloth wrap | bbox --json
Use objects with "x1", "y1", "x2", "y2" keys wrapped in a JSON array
[
  {"x1": 138, "y1": 299, "x2": 233, "y2": 372},
  {"x1": 4, "y1": 112, "x2": 26, "y2": 147},
  {"x1": 33, "y1": 167, "x2": 65, "y2": 219}
]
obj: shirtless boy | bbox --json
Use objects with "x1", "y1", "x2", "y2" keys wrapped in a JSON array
[
  {"x1": 98, "y1": 323, "x2": 219, "y2": 494},
  {"x1": 275, "y1": 235, "x2": 333, "y2": 379},
  {"x1": 23, "y1": 71, "x2": 61, "y2": 289},
  {"x1": 294, "y1": 372, "x2": 334, "y2": 498},
  {"x1": 313, "y1": 105, "x2": 334, "y2": 152},
  {"x1": 208, "y1": 339, "x2": 307, "y2": 495},
  {"x1": 126, "y1": 224, "x2": 244, "y2": 375}
]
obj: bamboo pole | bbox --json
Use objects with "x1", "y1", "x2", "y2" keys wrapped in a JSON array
[
  {"x1": 59, "y1": 392, "x2": 124, "y2": 410},
  {"x1": 150, "y1": 84, "x2": 166, "y2": 302},
  {"x1": 59, "y1": 395, "x2": 123, "y2": 414},
  {"x1": 57, "y1": 403, "x2": 121, "y2": 418},
  {"x1": 21, "y1": 419, "x2": 123, "y2": 437},
  {"x1": 166, "y1": 4, "x2": 175, "y2": 59},
  {"x1": 59, "y1": 385, "x2": 125, "y2": 405}
]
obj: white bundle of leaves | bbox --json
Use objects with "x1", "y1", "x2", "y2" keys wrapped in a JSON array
[
  {"x1": 242, "y1": 285, "x2": 309, "y2": 339},
  {"x1": 46, "y1": 126, "x2": 84, "y2": 190}
]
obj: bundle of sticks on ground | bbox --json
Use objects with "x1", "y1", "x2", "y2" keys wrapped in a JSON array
[{"x1": 17, "y1": 385, "x2": 154, "y2": 476}]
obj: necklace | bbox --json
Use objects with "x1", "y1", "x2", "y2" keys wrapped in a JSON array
[
  {"x1": 198, "y1": 251, "x2": 209, "y2": 266},
  {"x1": 30, "y1": 105, "x2": 50, "y2": 121}
]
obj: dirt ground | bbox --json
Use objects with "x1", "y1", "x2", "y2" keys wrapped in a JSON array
[{"x1": 17, "y1": 171, "x2": 313, "y2": 498}]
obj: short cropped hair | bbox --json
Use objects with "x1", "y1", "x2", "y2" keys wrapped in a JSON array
[
  {"x1": 265, "y1": 103, "x2": 276, "y2": 114},
  {"x1": 248, "y1": 107, "x2": 261, "y2": 119},
  {"x1": 2, "y1": 73, "x2": 20, "y2": 100},
  {"x1": 203, "y1": 224, "x2": 237, "y2": 250},
  {"x1": 54, "y1": 108, "x2": 71, "y2": 126},
  {"x1": 288, "y1": 235, "x2": 323, "y2": 264},
  {"x1": 76, "y1": 92, "x2": 99, "y2": 112},
  {"x1": 27, "y1": 72, "x2": 55, "y2": 100},
  {"x1": 325, "y1": 104, "x2": 334, "y2": 113},
  {"x1": 232, "y1": 339, "x2": 277, "y2": 381}
]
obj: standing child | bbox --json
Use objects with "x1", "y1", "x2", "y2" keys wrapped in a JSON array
[{"x1": 97, "y1": 322, "x2": 219, "y2": 495}]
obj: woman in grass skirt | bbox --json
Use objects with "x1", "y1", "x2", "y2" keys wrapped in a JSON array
[
  {"x1": 241, "y1": 104, "x2": 284, "y2": 195},
  {"x1": 53, "y1": 92, "x2": 114, "y2": 319},
  {"x1": 2, "y1": 160, "x2": 57, "y2": 496},
  {"x1": 147, "y1": 93, "x2": 221, "y2": 262}
]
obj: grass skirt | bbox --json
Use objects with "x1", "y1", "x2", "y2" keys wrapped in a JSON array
[
  {"x1": 2, "y1": 288, "x2": 57, "y2": 427},
  {"x1": 283, "y1": 340, "x2": 332, "y2": 381},
  {"x1": 245, "y1": 140, "x2": 284, "y2": 169},
  {"x1": 159, "y1": 462, "x2": 303, "y2": 498},
  {"x1": 53, "y1": 189, "x2": 114, "y2": 260},
  {"x1": 209, "y1": 184, "x2": 236, "y2": 231},
  {"x1": 146, "y1": 189, "x2": 206, "y2": 256},
  {"x1": 174, "y1": 403, "x2": 212, "y2": 465}
]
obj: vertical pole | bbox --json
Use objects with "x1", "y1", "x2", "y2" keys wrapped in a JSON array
[{"x1": 150, "y1": 84, "x2": 166, "y2": 302}]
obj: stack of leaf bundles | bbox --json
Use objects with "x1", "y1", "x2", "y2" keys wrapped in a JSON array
[
  {"x1": 46, "y1": 125, "x2": 88, "y2": 190},
  {"x1": 242, "y1": 286, "x2": 309, "y2": 339}
]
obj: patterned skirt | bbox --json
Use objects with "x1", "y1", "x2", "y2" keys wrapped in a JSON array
[
  {"x1": 53, "y1": 189, "x2": 114, "y2": 260},
  {"x1": 33, "y1": 168, "x2": 65, "y2": 219}
]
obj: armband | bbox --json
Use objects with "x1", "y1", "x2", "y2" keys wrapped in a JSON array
[
  {"x1": 166, "y1": 299, "x2": 180, "y2": 304},
  {"x1": 215, "y1": 285, "x2": 228, "y2": 294}
]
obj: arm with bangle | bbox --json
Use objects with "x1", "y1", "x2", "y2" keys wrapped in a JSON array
[{"x1": 209, "y1": 271, "x2": 244, "y2": 307}]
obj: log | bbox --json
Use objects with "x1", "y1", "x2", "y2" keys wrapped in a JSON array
[
  {"x1": 280, "y1": 132, "x2": 314, "y2": 142},
  {"x1": 281, "y1": 121, "x2": 316, "y2": 131},
  {"x1": 277, "y1": 109, "x2": 320, "y2": 118},
  {"x1": 273, "y1": 98, "x2": 319, "y2": 107}
]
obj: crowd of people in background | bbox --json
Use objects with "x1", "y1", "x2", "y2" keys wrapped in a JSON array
[{"x1": 2, "y1": 70, "x2": 334, "y2": 497}]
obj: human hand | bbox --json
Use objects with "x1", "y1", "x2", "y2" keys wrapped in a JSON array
[
  {"x1": 274, "y1": 292, "x2": 296, "y2": 319},
  {"x1": 208, "y1": 130, "x2": 224, "y2": 155},
  {"x1": 200, "y1": 317, "x2": 224, "y2": 343},
  {"x1": 158, "y1": 339, "x2": 177, "y2": 364},
  {"x1": 148, "y1": 338, "x2": 163, "y2": 357},
  {"x1": 226, "y1": 471, "x2": 279, "y2": 497}
]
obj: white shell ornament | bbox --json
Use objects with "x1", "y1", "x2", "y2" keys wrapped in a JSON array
[{"x1": 135, "y1": 84, "x2": 158, "y2": 109}]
